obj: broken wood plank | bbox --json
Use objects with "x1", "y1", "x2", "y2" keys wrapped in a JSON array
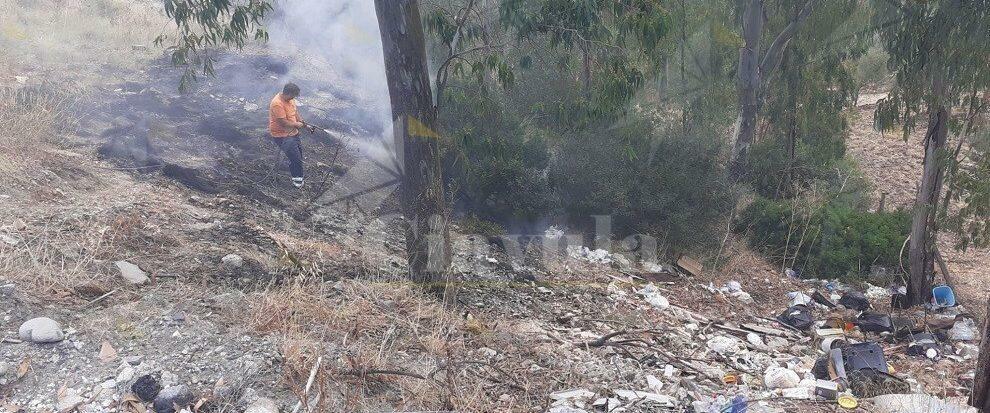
[
  {"x1": 676, "y1": 255, "x2": 703, "y2": 277},
  {"x1": 741, "y1": 323, "x2": 793, "y2": 338}
]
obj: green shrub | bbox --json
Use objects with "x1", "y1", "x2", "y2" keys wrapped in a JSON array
[
  {"x1": 552, "y1": 117, "x2": 735, "y2": 254},
  {"x1": 440, "y1": 85, "x2": 552, "y2": 225},
  {"x1": 736, "y1": 197, "x2": 909, "y2": 279}
]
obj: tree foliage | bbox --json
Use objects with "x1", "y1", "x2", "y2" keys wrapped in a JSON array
[{"x1": 155, "y1": 0, "x2": 272, "y2": 91}]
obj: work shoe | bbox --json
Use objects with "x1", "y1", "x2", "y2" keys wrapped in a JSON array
[{"x1": 291, "y1": 177, "x2": 304, "y2": 188}]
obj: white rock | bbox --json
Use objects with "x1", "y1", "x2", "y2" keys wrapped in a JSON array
[
  {"x1": 244, "y1": 397, "x2": 279, "y2": 413},
  {"x1": 114, "y1": 261, "x2": 149, "y2": 285},
  {"x1": 726, "y1": 281, "x2": 742, "y2": 293},
  {"x1": 746, "y1": 333, "x2": 765, "y2": 347},
  {"x1": 764, "y1": 366, "x2": 801, "y2": 389},
  {"x1": 56, "y1": 389, "x2": 85, "y2": 412},
  {"x1": 548, "y1": 407, "x2": 589, "y2": 413},
  {"x1": 644, "y1": 293, "x2": 670, "y2": 309},
  {"x1": 18, "y1": 317, "x2": 64, "y2": 343},
  {"x1": 732, "y1": 291, "x2": 753, "y2": 304},
  {"x1": 221, "y1": 254, "x2": 244, "y2": 268},
  {"x1": 116, "y1": 366, "x2": 136, "y2": 384},
  {"x1": 549, "y1": 389, "x2": 595, "y2": 401},
  {"x1": 645, "y1": 375, "x2": 663, "y2": 393}
]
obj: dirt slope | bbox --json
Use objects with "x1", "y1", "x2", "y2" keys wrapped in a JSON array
[{"x1": 848, "y1": 93, "x2": 990, "y2": 319}]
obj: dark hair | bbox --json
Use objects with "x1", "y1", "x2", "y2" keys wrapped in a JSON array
[{"x1": 282, "y1": 83, "x2": 300, "y2": 97}]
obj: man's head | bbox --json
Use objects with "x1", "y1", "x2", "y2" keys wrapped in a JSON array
[{"x1": 281, "y1": 83, "x2": 300, "y2": 100}]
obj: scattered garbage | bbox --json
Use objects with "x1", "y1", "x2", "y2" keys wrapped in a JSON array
[
  {"x1": 838, "y1": 291, "x2": 870, "y2": 311},
  {"x1": 864, "y1": 284, "x2": 891, "y2": 300},
  {"x1": 675, "y1": 255, "x2": 703, "y2": 277},
  {"x1": 855, "y1": 311, "x2": 893, "y2": 334},
  {"x1": 566, "y1": 246, "x2": 613, "y2": 264},
  {"x1": 788, "y1": 291, "x2": 813, "y2": 306},
  {"x1": 722, "y1": 281, "x2": 753, "y2": 303},
  {"x1": 906, "y1": 333, "x2": 941, "y2": 360},
  {"x1": 707, "y1": 335, "x2": 743, "y2": 355},
  {"x1": 931, "y1": 285, "x2": 956, "y2": 308},
  {"x1": 777, "y1": 304, "x2": 814, "y2": 330},
  {"x1": 948, "y1": 318, "x2": 978, "y2": 341},
  {"x1": 763, "y1": 366, "x2": 800, "y2": 389},
  {"x1": 811, "y1": 291, "x2": 837, "y2": 308},
  {"x1": 837, "y1": 394, "x2": 858, "y2": 409},
  {"x1": 871, "y1": 394, "x2": 978, "y2": 413}
]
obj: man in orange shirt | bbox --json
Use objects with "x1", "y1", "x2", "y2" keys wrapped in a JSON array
[{"x1": 269, "y1": 83, "x2": 315, "y2": 187}]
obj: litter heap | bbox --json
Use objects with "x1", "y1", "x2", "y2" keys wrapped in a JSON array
[{"x1": 546, "y1": 275, "x2": 981, "y2": 413}]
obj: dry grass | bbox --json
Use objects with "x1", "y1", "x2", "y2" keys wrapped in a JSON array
[
  {"x1": 0, "y1": 0, "x2": 167, "y2": 83},
  {"x1": 248, "y1": 279, "x2": 552, "y2": 412}
]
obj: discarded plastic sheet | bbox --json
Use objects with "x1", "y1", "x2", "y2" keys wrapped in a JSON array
[
  {"x1": 838, "y1": 291, "x2": 870, "y2": 311},
  {"x1": 777, "y1": 304, "x2": 814, "y2": 330},
  {"x1": 811, "y1": 291, "x2": 837, "y2": 308},
  {"x1": 855, "y1": 311, "x2": 893, "y2": 334}
]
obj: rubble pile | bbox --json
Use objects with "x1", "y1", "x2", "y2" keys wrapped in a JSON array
[{"x1": 542, "y1": 275, "x2": 982, "y2": 413}]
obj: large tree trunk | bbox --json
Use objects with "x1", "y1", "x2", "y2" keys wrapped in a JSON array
[
  {"x1": 728, "y1": 0, "x2": 763, "y2": 181},
  {"x1": 374, "y1": 0, "x2": 451, "y2": 285},
  {"x1": 972, "y1": 296, "x2": 990, "y2": 411},
  {"x1": 907, "y1": 102, "x2": 949, "y2": 306}
]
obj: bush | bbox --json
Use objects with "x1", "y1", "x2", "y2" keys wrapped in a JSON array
[
  {"x1": 552, "y1": 117, "x2": 735, "y2": 254},
  {"x1": 736, "y1": 197, "x2": 909, "y2": 279},
  {"x1": 440, "y1": 85, "x2": 552, "y2": 225}
]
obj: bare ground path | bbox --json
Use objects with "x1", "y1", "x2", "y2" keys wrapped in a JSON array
[{"x1": 847, "y1": 93, "x2": 990, "y2": 320}]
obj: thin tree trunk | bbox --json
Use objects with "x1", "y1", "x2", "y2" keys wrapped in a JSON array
[
  {"x1": 907, "y1": 101, "x2": 949, "y2": 306},
  {"x1": 971, "y1": 295, "x2": 990, "y2": 411},
  {"x1": 374, "y1": 0, "x2": 451, "y2": 286},
  {"x1": 581, "y1": 41, "x2": 593, "y2": 98}
]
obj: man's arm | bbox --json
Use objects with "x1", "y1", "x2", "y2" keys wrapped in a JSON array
[{"x1": 277, "y1": 117, "x2": 305, "y2": 130}]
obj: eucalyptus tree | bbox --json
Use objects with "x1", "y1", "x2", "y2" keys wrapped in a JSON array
[
  {"x1": 727, "y1": 0, "x2": 816, "y2": 180},
  {"x1": 871, "y1": 0, "x2": 990, "y2": 306}
]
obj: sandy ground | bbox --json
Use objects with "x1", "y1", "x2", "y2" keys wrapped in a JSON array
[{"x1": 848, "y1": 93, "x2": 990, "y2": 320}]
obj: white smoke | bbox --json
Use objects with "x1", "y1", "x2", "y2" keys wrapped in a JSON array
[{"x1": 267, "y1": 0, "x2": 388, "y2": 105}]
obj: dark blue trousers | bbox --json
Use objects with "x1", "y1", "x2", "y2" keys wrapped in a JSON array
[{"x1": 272, "y1": 135, "x2": 304, "y2": 179}]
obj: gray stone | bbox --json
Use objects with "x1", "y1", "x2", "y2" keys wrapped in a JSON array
[
  {"x1": 56, "y1": 389, "x2": 86, "y2": 412},
  {"x1": 153, "y1": 385, "x2": 195, "y2": 413},
  {"x1": 18, "y1": 317, "x2": 64, "y2": 343},
  {"x1": 0, "y1": 361, "x2": 14, "y2": 385},
  {"x1": 115, "y1": 261, "x2": 149, "y2": 285},
  {"x1": 221, "y1": 254, "x2": 244, "y2": 268},
  {"x1": 244, "y1": 397, "x2": 279, "y2": 413}
]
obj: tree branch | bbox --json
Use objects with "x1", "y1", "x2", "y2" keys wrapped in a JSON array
[{"x1": 759, "y1": 0, "x2": 816, "y2": 77}]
